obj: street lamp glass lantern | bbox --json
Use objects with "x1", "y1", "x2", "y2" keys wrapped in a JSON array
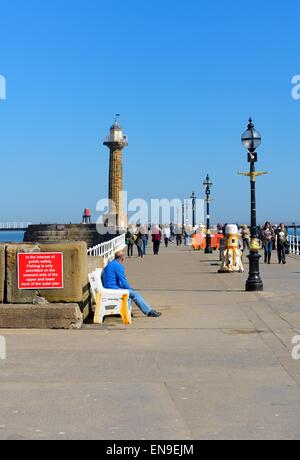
[
  {"x1": 203, "y1": 175, "x2": 213, "y2": 188},
  {"x1": 241, "y1": 119, "x2": 261, "y2": 151}
]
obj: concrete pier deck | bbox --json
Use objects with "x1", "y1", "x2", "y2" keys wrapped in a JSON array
[{"x1": 1, "y1": 246, "x2": 300, "y2": 440}]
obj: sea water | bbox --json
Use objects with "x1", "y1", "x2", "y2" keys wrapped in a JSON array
[
  {"x1": 288, "y1": 229, "x2": 300, "y2": 237},
  {"x1": 0, "y1": 231, "x2": 25, "y2": 243}
]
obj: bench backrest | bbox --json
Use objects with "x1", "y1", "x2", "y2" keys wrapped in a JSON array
[{"x1": 89, "y1": 268, "x2": 104, "y2": 301}]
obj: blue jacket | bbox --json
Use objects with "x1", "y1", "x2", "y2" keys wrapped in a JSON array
[{"x1": 102, "y1": 259, "x2": 132, "y2": 290}]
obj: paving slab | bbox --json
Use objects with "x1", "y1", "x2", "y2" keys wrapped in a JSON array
[{"x1": 0, "y1": 246, "x2": 300, "y2": 440}]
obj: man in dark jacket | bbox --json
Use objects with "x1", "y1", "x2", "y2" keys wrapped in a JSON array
[{"x1": 276, "y1": 223, "x2": 289, "y2": 264}]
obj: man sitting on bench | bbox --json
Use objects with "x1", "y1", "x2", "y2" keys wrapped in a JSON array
[{"x1": 102, "y1": 251, "x2": 162, "y2": 318}]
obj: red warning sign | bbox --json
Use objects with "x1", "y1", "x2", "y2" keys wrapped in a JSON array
[{"x1": 18, "y1": 253, "x2": 64, "y2": 290}]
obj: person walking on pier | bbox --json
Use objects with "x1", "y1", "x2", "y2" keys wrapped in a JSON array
[
  {"x1": 135, "y1": 229, "x2": 144, "y2": 258},
  {"x1": 125, "y1": 229, "x2": 134, "y2": 258},
  {"x1": 276, "y1": 223, "x2": 289, "y2": 264},
  {"x1": 170, "y1": 222, "x2": 175, "y2": 243},
  {"x1": 102, "y1": 252, "x2": 162, "y2": 317},
  {"x1": 140, "y1": 225, "x2": 148, "y2": 256},
  {"x1": 152, "y1": 225, "x2": 162, "y2": 255},
  {"x1": 241, "y1": 224, "x2": 250, "y2": 253},
  {"x1": 262, "y1": 222, "x2": 275, "y2": 264},
  {"x1": 163, "y1": 225, "x2": 171, "y2": 247},
  {"x1": 175, "y1": 224, "x2": 183, "y2": 246}
]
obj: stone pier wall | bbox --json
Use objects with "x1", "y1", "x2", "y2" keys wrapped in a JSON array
[{"x1": 24, "y1": 224, "x2": 117, "y2": 248}]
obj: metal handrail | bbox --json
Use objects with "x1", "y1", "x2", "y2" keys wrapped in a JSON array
[
  {"x1": 87, "y1": 234, "x2": 126, "y2": 259},
  {"x1": 288, "y1": 235, "x2": 300, "y2": 255},
  {"x1": 103, "y1": 135, "x2": 128, "y2": 144}
]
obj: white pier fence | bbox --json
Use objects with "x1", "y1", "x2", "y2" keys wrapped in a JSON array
[
  {"x1": 0, "y1": 222, "x2": 31, "y2": 230},
  {"x1": 289, "y1": 235, "x2": 300, "y2": 255},
  {"x1": 87, "y1": 234, "x2": 126, "y2": 264}
]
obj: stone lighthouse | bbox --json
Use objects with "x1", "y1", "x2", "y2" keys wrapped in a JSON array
[{"x1": 103, "y1": 116, "x2": 128, "y2": 230}]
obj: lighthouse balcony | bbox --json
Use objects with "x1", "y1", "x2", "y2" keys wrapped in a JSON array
[{"x1": 103, "y1": 135, "x2": 128, "y2": 147}]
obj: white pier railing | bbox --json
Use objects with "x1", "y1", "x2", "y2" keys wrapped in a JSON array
[
  {"x1": 0, "y1": 222, "x2": 31, "y2": 230},
  {"x1": 87, "y1": 234, "x2": 126, "y2": 261},
  {"x1": 289, "y1": 235, "x2": 300, "y2": 255}
]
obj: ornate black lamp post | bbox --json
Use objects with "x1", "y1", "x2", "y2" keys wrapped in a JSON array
[
  {"x1": 240, "y1": 118, "x2": 267, "y2": 292},
  {"x1": 191, "y1": 192, "x2": 196, "y2": 228},
  {"x1": 203, "y1": 174, "x2": 213, "y2": 254}
]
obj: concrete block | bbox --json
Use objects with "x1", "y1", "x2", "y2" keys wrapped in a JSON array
[
  {"x1": 39, "y1": 242, "x2": 89, "y2": 304},
  {"x1": 0, "y1": 244, "x2": 5, "y2": 303},
  {"x1": 87, "y1": 256, "x2": 105, "y2": 274},
  {"x1": 4, "y1": 242, "x2": 91, "y2": 319},
  {"x1": 0, "y1": 304, "x2": 83, "y2": 329},
  {"x1": 6, "y1": 244, "x2": 41, "y2": 304}
]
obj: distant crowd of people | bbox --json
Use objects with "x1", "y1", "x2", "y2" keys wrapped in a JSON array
[
  {"x1": 125, "y1": 221, "x2": 290, "y2": 266},
  {"x1": 229, "y1": 222, "x2": 289, "y2": 265},
  {"x1": 125, "y1": 223, "x2": 189, "y2": 258}
]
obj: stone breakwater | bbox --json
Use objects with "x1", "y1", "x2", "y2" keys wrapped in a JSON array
[{"x1": 24, "y1": 224, "x2": 116, "y2": 248}]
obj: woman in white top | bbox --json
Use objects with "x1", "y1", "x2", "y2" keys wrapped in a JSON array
[{"x1": 162, "y1": 225, "x2": 171, "y2": 247}]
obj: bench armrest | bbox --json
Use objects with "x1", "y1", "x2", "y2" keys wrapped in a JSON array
[{"x1": 100, "y1": 289, "x2": 129, "y2": 297}]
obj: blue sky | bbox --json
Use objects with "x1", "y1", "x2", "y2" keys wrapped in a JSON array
[{"x1": 0, "y1": 0, "x2": 299, "y2": 224}]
